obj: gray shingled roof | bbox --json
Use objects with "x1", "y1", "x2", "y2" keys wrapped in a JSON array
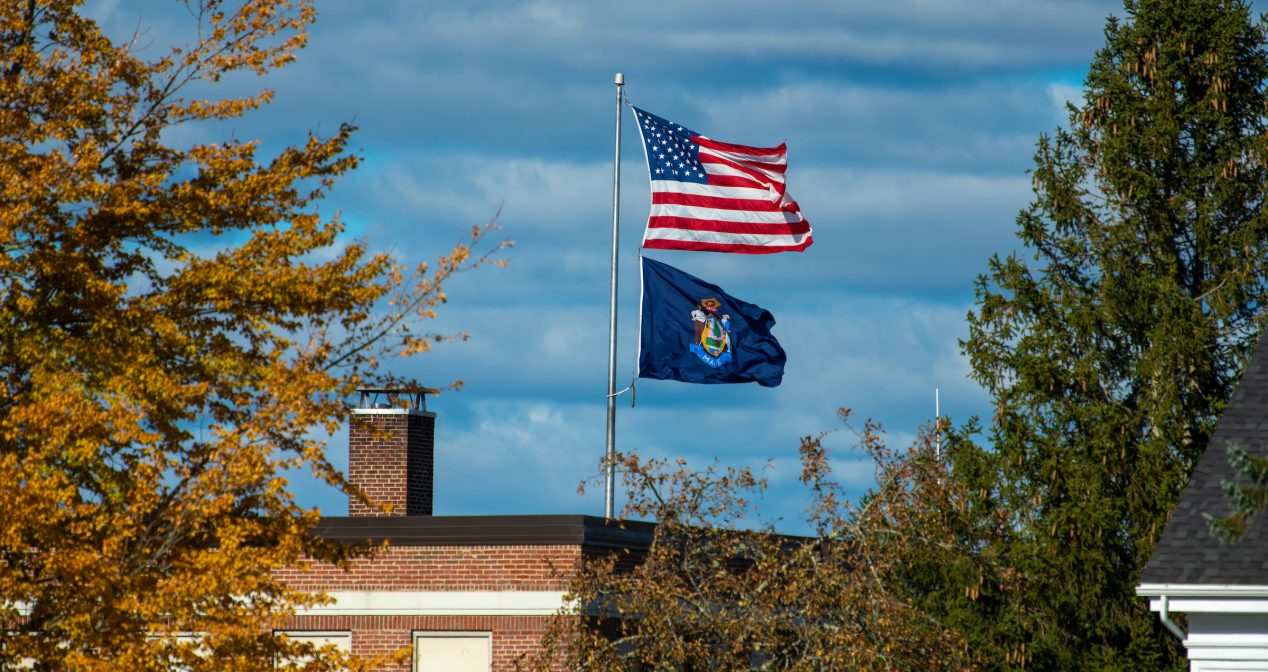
[{"x1": 1141, "y1": 335, "x2": 1268, "y2": 586}]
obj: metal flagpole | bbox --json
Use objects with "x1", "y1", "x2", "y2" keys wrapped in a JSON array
[
  {"x1": 604, "y1": 72, "x2": 624, "y2": 518},
  {"x1": 935, "y1": 387, "x2": 941, "y2": 460}
]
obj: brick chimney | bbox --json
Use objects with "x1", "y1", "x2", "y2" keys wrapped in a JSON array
[{"x1": 348, "y1": 388, "x2": 434, "y2": 516}]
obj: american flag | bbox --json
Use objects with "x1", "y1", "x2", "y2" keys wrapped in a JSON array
[{"x1": 632, "y1": 107, "x2": 812, "y2": 254}]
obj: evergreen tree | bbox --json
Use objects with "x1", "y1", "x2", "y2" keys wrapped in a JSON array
[
  {"x1": 958, "y1": 0, "x2": 1268, "y2": 668},
  {"x1": 1206, "y1": 442, "x2": 1268, "y2": 542}
]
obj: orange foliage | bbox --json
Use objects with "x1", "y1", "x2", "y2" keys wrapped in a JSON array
[{"x1": 0, "y1": 1, "x2": 506, "y2": 669}]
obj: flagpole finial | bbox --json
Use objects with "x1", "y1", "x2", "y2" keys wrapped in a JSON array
[{"x1": 614, "y1": 72, "x2": 624, "y2": 85}]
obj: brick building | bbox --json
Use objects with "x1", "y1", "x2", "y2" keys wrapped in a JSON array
[{"x1": 274, "y1": 391, "x2": 651, "y2": 671}]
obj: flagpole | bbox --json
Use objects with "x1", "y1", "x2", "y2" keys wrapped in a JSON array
[
  {"x1": 935, "y1": 387, "x2": 941, "y2": 460},
  {"x1": 604, "y1": 72, "x2": 624, "y2": 518}
]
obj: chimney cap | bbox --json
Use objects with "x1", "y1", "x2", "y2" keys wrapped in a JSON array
[{"x1": 355, "y1": 388, "x2": 429, "y2": 413}]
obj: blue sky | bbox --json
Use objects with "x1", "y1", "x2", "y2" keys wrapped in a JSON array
[{"x1": 97, "y1": 0, "x2": 1131, "y2": 531}]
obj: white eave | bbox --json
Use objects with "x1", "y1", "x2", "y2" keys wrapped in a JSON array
[{"x1": 1138, "y1": 584, "x2": 1268, "y2": 614}]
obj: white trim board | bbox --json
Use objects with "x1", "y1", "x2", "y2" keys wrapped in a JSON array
[
  {"x1": 1138, "y1": 585, "x2": 1268, "y2": 599},
  {"x1": 296, "y1": 591, "x2": 569, "y2": 617},
  {"x1": 1138, "y1": 584, "x2": 1268, "y2": 615},
  {"x1": 1149, "y1": 598, "x2": 1268, "y2": 615}
]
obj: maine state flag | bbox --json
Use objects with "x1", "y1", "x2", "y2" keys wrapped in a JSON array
[{"x1": 638, "y1": 257, "x2": 786, "y2": 388}]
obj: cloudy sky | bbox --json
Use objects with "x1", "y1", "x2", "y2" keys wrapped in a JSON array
[{"x1": 96, "y1": 0, "x2": 1133, "y2": 531}]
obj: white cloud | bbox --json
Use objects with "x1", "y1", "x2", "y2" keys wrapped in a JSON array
[
  {"x1": 435, "y1": 399, "x2": 606, "y2": 514},
  {"x1": 689, "y1": 81, "x2": 1054, "y2": 171},
  {"x1": 1048, "y1": 82, "x2": 1086, "y2": 122},
  {"x1": 306, "y1": 0, "x2": 1119, "y2": 73},
  {"x1": 81, "y1": 0, "x2": 1130, "y2": 530}
]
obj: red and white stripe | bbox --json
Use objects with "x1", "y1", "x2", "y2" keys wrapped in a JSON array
[{"x1": 643, "y1": 137, "x2": 813, "y2": 254}]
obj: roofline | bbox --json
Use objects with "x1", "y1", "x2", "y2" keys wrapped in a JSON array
[
  {"x1": 312, "y1": 514, "x2": 655, "y2": 551},
  {"x1": 1137, "y1": 583, "x2": 1268, "y2": 598}
]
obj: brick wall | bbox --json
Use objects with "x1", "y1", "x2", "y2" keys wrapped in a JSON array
[
  {"x1": 347, "y1": 411, "x2": 434, "y2": 516},
  {"x1": 276, "y1": 545, "x2": 579, "y2": 591},
  {"x1": 280, "y1": 615, "x2": 560, "y2": 672},
  {"x1": 285, "y1": 404, "x2": 601, "y2": 670},
  {"x1": 277, "y1": 544, "x2": 579, "y2": 670}
]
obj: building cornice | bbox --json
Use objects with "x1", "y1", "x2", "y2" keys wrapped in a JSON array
[{"x1": 312, "y1": 514, "x2": 656, "y2": 552}]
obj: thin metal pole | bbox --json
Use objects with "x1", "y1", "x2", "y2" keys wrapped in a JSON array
[
  {"x1": 935, "y1": 387, "x2": 941, "y2": 460},
  {"x1": 605, "y1": 73, "x2": 624, "y2": 518}
]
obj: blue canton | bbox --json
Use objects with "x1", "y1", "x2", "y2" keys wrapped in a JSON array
[{"x1": 633, "y1": 107, "x2": 708, "y2": 184}]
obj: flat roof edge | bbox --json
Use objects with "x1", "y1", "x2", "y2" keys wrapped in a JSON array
[{"x1": 312, "y1": 514, "x2": 655, "y2": 550}]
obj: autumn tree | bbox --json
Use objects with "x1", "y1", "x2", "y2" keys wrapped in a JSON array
[
  {"x1": 954, "y1": 0, "x2": 1268, "y2": 668},
  {"x1": 520, "y1": 411, "x2": 1021, "y2": 672},
  {"x1": 0, "y1": 1, "x2": 504, "y2": 669}
]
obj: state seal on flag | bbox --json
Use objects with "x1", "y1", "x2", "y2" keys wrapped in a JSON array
[
  {"x1": 689, "y1": 297, "x2": 732, "y2": 368},
  {"x1": 638, "y1": 257, "x2": 785, "y2": 387}
]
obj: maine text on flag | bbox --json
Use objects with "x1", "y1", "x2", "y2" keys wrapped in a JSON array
[
  {"x1": 638, "y1": 257, "x2": 785, "y2": 387},
  {"x1": 632, "y1": 107, "x2": 812, "y2": 254}
]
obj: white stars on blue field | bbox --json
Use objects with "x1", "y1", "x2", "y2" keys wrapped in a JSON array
[{"x1": 634, "y1": 107, "x2": 708, "y2": 183}]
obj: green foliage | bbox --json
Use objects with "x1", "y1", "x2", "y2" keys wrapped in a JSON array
[
  {"x1": 955, "y1": 0, "x2": 1268, "y2": 668},
  {"x1": 1206, "y1": 442, "x2": 1268, "y2": 542}
]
